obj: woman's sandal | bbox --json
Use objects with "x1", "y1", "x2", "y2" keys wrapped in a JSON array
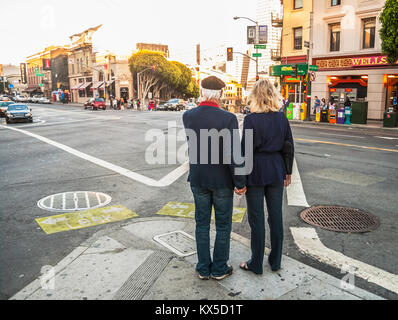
[{"x1": 239, "y1": 262, "x2": 250, "y2": 271}]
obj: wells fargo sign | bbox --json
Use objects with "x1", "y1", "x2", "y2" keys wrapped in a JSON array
[
  {"x1": 351, "y1": 56, "x2": 388, "y2": 67},
  {"x1": 315, "y1": 55, "x2": 394, "y2": 70}
]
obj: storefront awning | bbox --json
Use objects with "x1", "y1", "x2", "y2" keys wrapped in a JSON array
[
  {"x1": 91, "y1": 82, "x2": 104, "y2": 90},
  {"x1": 71, "y1": 83, "x2": 84, "y2": 90},
  {"x1": 79, "y1": 82, "x2": 92, "y2": 90}
]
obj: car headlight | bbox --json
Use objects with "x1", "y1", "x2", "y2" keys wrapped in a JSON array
[{"x1": 7, "y1": 113, "x2": 13, "y2": 117}]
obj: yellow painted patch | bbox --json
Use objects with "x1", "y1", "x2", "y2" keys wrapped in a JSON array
[
  {"x1": 157, "y1": 202, "x2": 246, "y2": 223},
  {"x1": 36, "y1": 205, "x2": 138, "y2": 235}
]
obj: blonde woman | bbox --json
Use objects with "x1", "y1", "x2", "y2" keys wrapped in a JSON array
[{"x1": 239, "y1": 78, "x2": 294, "y2": 274}]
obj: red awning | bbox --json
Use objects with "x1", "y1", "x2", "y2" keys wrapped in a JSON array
[
  {"x1": 71, "y1": 83, "x2": 84, "y2": 90},
  {"x1": 91, "y1": 82, "x2": 104, "y2": 90},
  {"x1": 79, "y1": 82, "x2": 92, "y2": 90}
]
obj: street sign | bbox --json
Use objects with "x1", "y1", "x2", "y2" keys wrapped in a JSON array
[
  {"x1": 309, "y1": 65, "x2": 319, "y2": 72},
  {"x1": 258, "y1": 25, "x2": 268, "y2": 44},
  {"x1": 247, "y1": 26, "x2": 257, "y2": 44},
  {"x1": 39, "y1": 84, "x2": 44, "y2": 87},
  {"x1": 252, "y1": 53, "x2": 262, "y2": 58},
  {"x1": 36, "y1": 74, "x2": 45, "y2": 77},
  {"x1": 310, "y1": 72, "x2": 316, "y2": 81},
  {"x1": 254, "y1": 45, "x2": 267, "y2": 49}
]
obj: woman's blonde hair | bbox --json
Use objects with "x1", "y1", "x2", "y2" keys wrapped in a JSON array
[{"x1": 249, "y1": 78, "x2": 281, "y2": 113}]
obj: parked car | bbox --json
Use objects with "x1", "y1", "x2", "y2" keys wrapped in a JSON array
[
  {"x1": 165, "y1": 99, "x2": 185, "y2": 111},
  {"x1": 186, "y1": 102, "x2": 197, "y2": 111},
  {"x1": 242, "y1": 106, "x2": 251, "y2": 114},
  {"x1": 15, "y1": 95, "x2": 28, "y2": 103},
  {"x1": 31, "y1": 95, "x2": 43, "y2": 103},
  {"x1": 0, "y1": 101, "x2": 15, "y2": 117},
  {"x1": 84, "y1": 98, "x2": 106, "y2": 110},
  {"x1": 5, "y1": 104, "x2": 33, "y2": 124},
  {"x1": 38, "y1": 97, "x2": 51, "y2": 104},
  {"x1": 156, "y1": 101, "x2": 168, "y2": 111}
]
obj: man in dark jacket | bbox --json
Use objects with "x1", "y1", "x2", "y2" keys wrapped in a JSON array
[{"x1": 183, "y1": 76, "x2": 246, "y2": 281}]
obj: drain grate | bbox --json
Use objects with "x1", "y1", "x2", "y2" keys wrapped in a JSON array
[{"x1": 300, "y1": 206, "x2": 380, "y2": 233}]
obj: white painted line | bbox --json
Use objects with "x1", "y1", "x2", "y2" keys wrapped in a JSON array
[
  {"x1": 291, "y1": 227, "x2": 398, "y2": 295},
  {"x1": 286, "y1": 159, "x2": 310, "y2": 207},
  {"x1": 1, "y1": 125, "x2": 188, "y2": 188},
  {"x1": 317, "y1": 133, "x2": 364, "y2": 139},
  {"x1": 375, "y1": 136, "x2": 398, "y2": 140}
]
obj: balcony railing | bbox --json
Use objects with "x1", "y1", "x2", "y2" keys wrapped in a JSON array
[
  {"x1": 271, "y1": 13, "x2": 283, "y2": 28},
  {"x1": 271, "y1": 49, "x2": 281, "y2": 61}
]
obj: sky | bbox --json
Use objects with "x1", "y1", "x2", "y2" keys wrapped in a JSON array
[{"x1": 0, "y1": 0, "x2": 257, "y2": 66}]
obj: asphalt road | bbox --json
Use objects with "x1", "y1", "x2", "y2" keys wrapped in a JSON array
[{"x1": 0, "y1": 103, "x2": 397, "y2": 300}]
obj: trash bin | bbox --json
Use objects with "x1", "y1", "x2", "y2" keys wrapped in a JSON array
[
  {"x1": 321, "y1": 109, "x2": 328, "y2": 123},
  {"x1": 329, "y1": 109, "x2": 337, "y2": 124},
  {"x1": 383, "y1": 111, "x2": 398, "y2": 128},
  {"x1": 286, "y1": 103, "x2": 293, "y2": 120},
  {"x1": 337, "y1": 108, "x2": 345, "y2": 124},
  {"x1": 351, "y1": 101, "x2": 368, "y2": 124}
]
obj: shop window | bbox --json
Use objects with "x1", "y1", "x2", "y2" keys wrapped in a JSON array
[
  {"x1": 331, "y1": 0, "x2": 341, "y2": 6},
  {"x1": 362, "y1": 17, "x2": 376, "y2": 49},
  {"x1": 79, "y1": 89, "x2": 85, "y2": 98},
  {"x1": 329, "y1": 23, "x2": 341, "y2": 52},
  {"x1": 87, "y1": 88, "x2": 93, "y2": 98},
  {"x1": 293, "y1": 27, "x2": 303, "y2": 50},
  {"x1": 294, "y1": 0, "x2": 303, "y2": 10}
]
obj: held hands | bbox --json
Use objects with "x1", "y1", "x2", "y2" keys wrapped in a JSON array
[
  {"x1": 284, "y1": 175, "x2": 292, "y2": 188},
  {"x1": 234, "y1": 186, "x2": 247, "y2": 196}
]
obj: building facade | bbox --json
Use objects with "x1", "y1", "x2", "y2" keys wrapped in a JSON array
[
  {"x1": 311, "y1": 0, "x2": 398, "y2": 120},
  {"x1": 0, "y1": 64, "x2": 27, "y2": 95},
  {"x1": 94, "y1": 53, "x2": 134, "y2": 101},
  {"x1": 67, "y1": 27, "x2": 100, "y2": 104}
]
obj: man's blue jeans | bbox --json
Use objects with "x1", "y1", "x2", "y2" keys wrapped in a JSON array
[
  {"x1": 245, "y1": 182, "x2": 284, "y2": 274},
  {"x1": 191, "y1": 187, "x2": 234, "y2": 277}
]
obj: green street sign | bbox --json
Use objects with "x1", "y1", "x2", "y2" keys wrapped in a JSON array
[
  {"x1": 254, "y1": 45, "x2": 267, "y2": 49},
  {"x1": 309, "y1": 65, "x2": 319, "y2": 72},
  {"x1": 297, "y1": 64, "x2": 308, "y2": 75},
  {"x1": 252, "y1": 53, "x2": 262, "y2": 58},
  {"x1": 39, "y1": 84, "x2": 44, "y2": 87},
  {"x1": 36, "y1": 73, "x2": 45, "y2": 77}
]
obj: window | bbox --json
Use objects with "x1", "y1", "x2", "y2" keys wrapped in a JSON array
[
  {"x1": 362, "y1": 17, "x2": 376, "y2": 49},
  {"x1": 330, "y1": 23, "x2": 340, "y2": 52},
  {"x1": 294, "y1": 0, "x2": 303, "y2": 9},
  {"x1": 71, "y1": 63, "x2": 74, "y2": 75},
  {"x1": 293, "y1": 27, "x2": 303, "y2": 50},
  {"x1": 331, "y1": 0, "x2": 341, "y2": 6}
]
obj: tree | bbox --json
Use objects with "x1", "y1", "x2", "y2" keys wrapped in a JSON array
[
  {"x1": 129, "y1": 50, "x2": 198, "y2": 103},
  {"x1": 380, "y1": 0, "x2": 398, "y2": 64}
]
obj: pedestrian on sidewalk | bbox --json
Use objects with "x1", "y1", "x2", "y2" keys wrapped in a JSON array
[
  {"x1": 113, "y1": 98, "x2": 118, "y2": 110},
  {"x1": 120, "y1": 98, "x2": 125, "y2": 111},
  {"x1": 344, "y1": 97, "x2": 352, "y2": 108},
  {"x1": 137, "y1": 99, "x2": 141, "y2": 111},
  {"x1": 183, "y1": 76, "x2": 246, "y2": 281},
  {"x1": 314, "y1": 96, "x2": 321, "y2": 115},
  {"x1": 239, "y1": 78, "x2": 294, "y2": 275},
  {"x1": 320, "y1": 98, "x2": 326, "y2": 110}
]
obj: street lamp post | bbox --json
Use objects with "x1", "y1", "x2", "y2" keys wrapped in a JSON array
[{"x1": 233, "y1": 16, "x2": 259, "y2": 80}]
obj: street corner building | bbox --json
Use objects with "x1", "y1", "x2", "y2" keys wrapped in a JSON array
[{"x1": 311, "y1": 0, "x2": 398, "y2": 120}]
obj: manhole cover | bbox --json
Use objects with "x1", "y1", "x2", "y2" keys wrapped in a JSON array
[
  {"x1": 300, "y1": 206, "x2": 380, "y2": 233},
  {"x1": 38, "y1": 191, "x2": 112, "y2": 213},
  {"x1": 153, "y1": 231, "x2": 197, "y2": 257}
]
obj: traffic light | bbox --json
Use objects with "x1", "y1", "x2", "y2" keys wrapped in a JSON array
[{"x1": 227, "y1": 48, "x2": 233, "y2": 61}]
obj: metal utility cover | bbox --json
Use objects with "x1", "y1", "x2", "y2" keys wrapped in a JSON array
[
  {"x1": 153, "y1": 231, "x2": 197, "y2": 257},
  {"x1": 38, "y1": 191, "x2": 112, "y2": 213},
  {"x1": 300, "y1": 206, "x2": 380, "y2": 233}
]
